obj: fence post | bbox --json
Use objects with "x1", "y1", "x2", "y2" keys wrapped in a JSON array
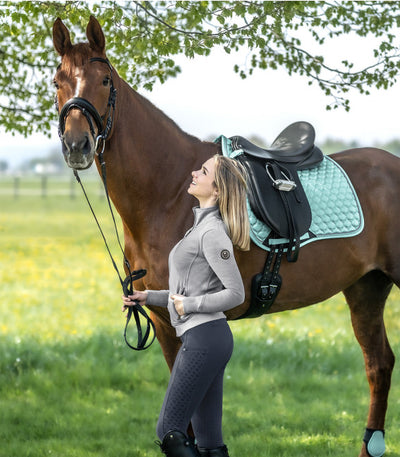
[
  {"x1": 41, "y1": 175, "x2": 48, "y2": 198},
  {"x1": 14, "y1": 175, "x2": 20, "y2": 199}
]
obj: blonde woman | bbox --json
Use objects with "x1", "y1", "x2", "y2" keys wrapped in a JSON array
[{"x1": 123, "y1": 154, "x2": 250, "y2": 457}]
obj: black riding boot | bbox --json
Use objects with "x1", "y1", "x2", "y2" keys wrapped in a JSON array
[
  {"x1": 158, "y1": 430, "x2": 200, "y2": 456},
  {"x1": 197, "y1": 445, "x2": 230, "y2": 456}
]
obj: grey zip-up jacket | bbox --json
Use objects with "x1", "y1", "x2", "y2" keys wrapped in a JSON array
[{"x1": 146, "y1": 206, "x2": 245, "y2": 336}]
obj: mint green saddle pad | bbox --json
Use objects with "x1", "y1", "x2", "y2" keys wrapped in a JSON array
[{"x1": 217, "y1": 135, "x2": 364, "y2": 251}]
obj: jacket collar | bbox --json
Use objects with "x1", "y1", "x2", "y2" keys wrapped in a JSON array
[{"x1": 192, "y1": 206, "x2": 220, "y2": 227}]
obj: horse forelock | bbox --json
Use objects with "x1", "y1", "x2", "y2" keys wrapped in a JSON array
[{"x1": 59, "y1": 43, "x2": 102, "y2": 77}]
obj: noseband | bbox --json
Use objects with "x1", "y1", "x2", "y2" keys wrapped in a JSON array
[{"x1": 57, "y1": 57, "x2": 117, "y2": 150}]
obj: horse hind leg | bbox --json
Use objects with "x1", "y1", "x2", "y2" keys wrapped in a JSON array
[{"x1": 343, "y1": 270, "x2": 395, "y2": 457}]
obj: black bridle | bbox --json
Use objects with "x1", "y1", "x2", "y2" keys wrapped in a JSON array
[
  {"x1": 57, "y1": 57, "x2": 117, "y2": 152},
  {"x1": 56, "y1": 57, "x2": 156, "y2": 351}
]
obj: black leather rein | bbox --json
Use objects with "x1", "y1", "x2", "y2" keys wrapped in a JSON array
[{"x1": 73, "y1": 166, "x2": 156, "y2": 351}]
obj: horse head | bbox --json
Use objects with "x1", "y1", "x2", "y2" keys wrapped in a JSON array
[{"x1": 52, "y1": 16, "x2": 116, "y2": 170}]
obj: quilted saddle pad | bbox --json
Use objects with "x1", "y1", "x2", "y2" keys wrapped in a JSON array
[{"x1": 217, "y1": 135, "x2": 364, "y2": 251}]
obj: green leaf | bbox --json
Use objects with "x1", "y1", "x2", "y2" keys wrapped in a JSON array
[{"x1": 2, "y1": 0, "x2": 400, "y2": 136}]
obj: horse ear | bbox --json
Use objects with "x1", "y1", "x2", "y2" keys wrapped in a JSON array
[
  {"x1": 53, "y1": 18, "x2": 72, "y2": 56},
  {"x1": 86, "y1": 15, "x2": 105, "y2": 53}
]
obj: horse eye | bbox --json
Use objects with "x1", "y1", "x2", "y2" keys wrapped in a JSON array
[
  {"x1": 102, "y1": 76, "x2": 110, "y2": 87},
  {"x1": 53, "y1": 79, "x2": 59, "y2": 90}
]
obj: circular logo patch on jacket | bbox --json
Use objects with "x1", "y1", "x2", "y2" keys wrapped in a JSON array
[{"x1": 220, "y1": 249, "x2": 230, "y2": 260}]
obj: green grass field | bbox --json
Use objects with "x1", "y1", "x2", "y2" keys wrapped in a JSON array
[{"x1": 0, "y1": 174, "x2": 399, "y2": 457}]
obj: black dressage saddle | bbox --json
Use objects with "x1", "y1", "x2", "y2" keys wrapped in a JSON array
[
  {"x1": 231, "y1": 121, "x2": 323, "y2": 262},
  {"x1": 226, "y1": 122, "x2": 323, "y2": 319}
]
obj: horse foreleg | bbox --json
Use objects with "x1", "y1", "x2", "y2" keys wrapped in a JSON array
[{"x1": 343, "y1": 271, "x2": 395, "y2": 457}]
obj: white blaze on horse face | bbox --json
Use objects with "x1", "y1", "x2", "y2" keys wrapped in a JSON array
[
  {"x1": 74, "y1": 76, "x2": 82, "y2": 98},
  {"x1": 74, "y1": 69, "x2": 86, "y2": 98}
]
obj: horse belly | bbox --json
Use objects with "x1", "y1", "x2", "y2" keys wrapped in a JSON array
[{"x1": 270, "y1": 237, "x2": 367, "y2": 311}]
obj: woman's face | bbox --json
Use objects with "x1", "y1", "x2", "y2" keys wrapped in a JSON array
[{"x1": 188, "y1": 157, "x2": 218, "y2": 207}]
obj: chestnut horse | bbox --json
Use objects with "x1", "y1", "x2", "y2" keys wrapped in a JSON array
[{"x1": 53, "y1": 16, "x2": 397, "y2": 456}]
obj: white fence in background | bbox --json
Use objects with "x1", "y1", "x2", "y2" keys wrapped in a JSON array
[{"x1": 0, "y1": 173, "x2": 104, "y2": 199}]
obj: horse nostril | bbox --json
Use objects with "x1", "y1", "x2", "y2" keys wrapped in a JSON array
[
  {"x1": 66, "y1": 135, "x2": 91, "y2": 155},
  {"x1": 81, "y1": 135, "x2": 91, "y2": 155}
]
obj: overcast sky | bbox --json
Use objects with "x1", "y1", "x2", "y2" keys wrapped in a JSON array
[{"x1": 1, "y1": 31, "x2": 399, "y2": 169}]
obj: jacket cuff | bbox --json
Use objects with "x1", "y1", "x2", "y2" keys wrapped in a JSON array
[
  {"x1": 182, "y1": 296, "x2": 203, "y2": 314},
  {"x1": 146, "y1": 290, "x2": 169, "y2": 307}
]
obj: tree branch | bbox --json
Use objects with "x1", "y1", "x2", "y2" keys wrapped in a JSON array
[{"x1": 133, "y1": 0, "x2": 266, "y2": 39}]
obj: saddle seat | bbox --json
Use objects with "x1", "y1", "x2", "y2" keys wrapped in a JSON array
[{"x1": 231, "y1": 121, "x2": 323, "y2": 170}]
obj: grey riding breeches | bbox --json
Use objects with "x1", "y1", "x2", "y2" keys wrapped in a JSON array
[{"x1": 156, "y1": 318, "x2": 234, "y2": 448}]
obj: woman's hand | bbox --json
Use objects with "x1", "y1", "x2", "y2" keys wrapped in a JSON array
[
  {"x1": 121, "y1": 290, "x2": 148, "y2": 312},
  {"x1": 171, "y1": 294, "x2": 185, "y2": 316}
]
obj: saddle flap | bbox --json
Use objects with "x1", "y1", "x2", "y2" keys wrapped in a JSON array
[{"x1": 237, "y1": 155, "x2": 312, "y2": 241}]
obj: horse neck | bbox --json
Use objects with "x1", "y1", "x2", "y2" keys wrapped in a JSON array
[{"x1": 100, "y1": 76, "x2": 218, "y2": 247}]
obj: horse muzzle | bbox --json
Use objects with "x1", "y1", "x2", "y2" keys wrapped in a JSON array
[
  {"x1": 58, "y1": 96, "x2": 105, "y2": 170},
  {"x1": 62, "y1": 132, "x2": 96, "y2": 170}
]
